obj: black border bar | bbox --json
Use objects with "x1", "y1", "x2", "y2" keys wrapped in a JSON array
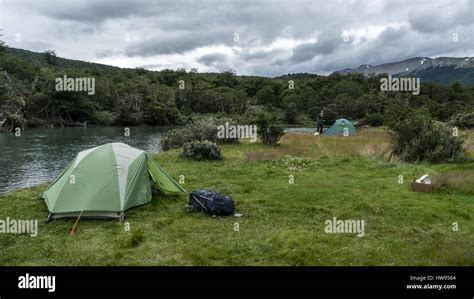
[{"x1": 0, "y1": 266, "x2": 472, "y2": 298}]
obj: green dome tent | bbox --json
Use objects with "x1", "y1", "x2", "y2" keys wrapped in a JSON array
[
  {"x1": 41, "y1": 143, "x2": 186, "y2": 221},
  {"x1": 322, "y1": 118, "x2": 357, "y2": 136}
]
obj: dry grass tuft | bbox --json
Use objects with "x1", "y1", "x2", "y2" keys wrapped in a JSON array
[
  {"x1": 277, "y1": 129, "x2": 391, "y2": 160},
  {"x1": 245, "y1": 151, "x2": 281, "y2": 162},
  {"x1": 434, "y1": 170, "x2": 474, "y2": 194}
]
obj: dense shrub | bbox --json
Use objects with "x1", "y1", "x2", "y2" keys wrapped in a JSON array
[
  {"x1": 182, "y1": 140, "x2": 222, "y2": 160},
  {"x1": 387, "y1": 109, "x2": 465, "y2": 163},
  {"x1": 160, "y1": 116, "x2": 238, "y2": 151},
  {"x1": 449, "y1": 112, "x2": 474, "y2": 129},
  {"x1": 93, "y1": 111, "x2": 118, "y2": 125},
  {"x1": 160, "y1": 127, "x2": 195, "y2": 151},
  {"x1": 214, "y1": 116, "x2": 240, "y2": 144},
  {"x1": 362, "y1": 113, "x2": 384, "y2": 126},
  {"x1": 188, "y1": 117, "x2": 219, "y2": 142},
  {"x1": 254, "y1": 111, "x2": 285, "y2": 146},
  {"x1": 260, "y1": 125, "x2": 285, "y2": 146}
]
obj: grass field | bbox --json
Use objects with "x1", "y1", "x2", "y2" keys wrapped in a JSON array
[{"x1": 0, "y1": 128, "x2": 473, "y2": 266}]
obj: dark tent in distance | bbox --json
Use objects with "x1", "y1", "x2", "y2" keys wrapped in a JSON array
[{"x1": 323, "y1": 118, "x2": 357, "y2": 136}]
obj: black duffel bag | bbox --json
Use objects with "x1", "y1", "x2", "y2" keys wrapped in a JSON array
[{"x1": 188, "y1": 189, "x2": 235, "y2": 216}]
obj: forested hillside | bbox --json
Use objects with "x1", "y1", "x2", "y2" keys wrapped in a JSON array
[{"x1": 1, "y1": 44, "x2": 473, "y2": 130}]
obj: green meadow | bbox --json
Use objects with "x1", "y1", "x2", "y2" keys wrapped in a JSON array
[{"x1": 0, "y1": 128, "x2": 473, "y2": 266}]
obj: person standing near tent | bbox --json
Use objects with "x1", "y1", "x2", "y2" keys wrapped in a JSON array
[{"x1": 316, "y1": 110, "x2": 324, "y2": 134}]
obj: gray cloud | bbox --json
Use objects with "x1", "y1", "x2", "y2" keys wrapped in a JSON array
[
  {"x1": 408, "y1": 1, "x2": 474, "y2": 34},
  {"x1": 125, "y1": 31, "x2": 232, "y2": 57},
  {"x1": 18, "y1": 0, "x2": 157, "y2": 23},
  {"x1": 240, "y1": 48, "x2": 286, "y2": 62},
  {"x1": 96, "y1": 49, "x2": 120, "y2": 59},
  {"x1": 197, "y1": 53, "x2": 227, "y2": 66},
  {"x1": 290, "y1": 29, "x2": 349, "y2": 63},
  {"x1": 2, "y1": 0, "x2": 473, "y2": 76},
  {"x1": 409, "y1": 13, "x2": 451, "y2": 34}
]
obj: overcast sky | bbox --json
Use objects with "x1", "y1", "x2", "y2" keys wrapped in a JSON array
[{"x1": 1, "y1": 0, "x2": 473, "y2": 76}]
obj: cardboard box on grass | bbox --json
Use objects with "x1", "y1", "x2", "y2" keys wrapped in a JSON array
[{"x1": 411, "y1": 180, "x2": 434, "y2": 193}]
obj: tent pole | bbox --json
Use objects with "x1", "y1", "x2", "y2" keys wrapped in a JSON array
[{"x1": 68, "y1": 210, "x2": 84, "y2": 237}]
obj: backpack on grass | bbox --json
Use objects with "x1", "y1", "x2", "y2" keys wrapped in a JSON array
[{"x1": 187, "y1": 189, "x2": 235, "y2": 216}]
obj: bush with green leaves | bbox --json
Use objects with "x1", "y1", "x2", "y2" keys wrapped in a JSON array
[
  {"x1": 182, "y1": 140, "x2": 222, "y2": 160},
  {"x1": 260, "y1": 124, "x2": 285, "y2": 146},
  {"x1": 214, "y1": 116, "x2": 240, "y2": 144},
  {"x1": 387, "y1": 109, "x2": 465, "y2": 163},
  {"x1": 160, "y1": 127, "x2": 195, "y2": 151},
  {"x1": 93, "y1": 111, "x2": 118, "y2": 125},
  {"x1": 188, "y1": 117, "x2": 219, "y2": 142},
  {"x1": 449, "y1": 112, "x2": 474, "y2": 129},
  {"x1": 362, "y1": 113, "x2": 384, "y2": 126},
  {"x1": 160, "y1": 116, "x2": 238, "y2": 151},
  {"x1": 254, "y1": 111, "x2": 285, "y2": 146}
]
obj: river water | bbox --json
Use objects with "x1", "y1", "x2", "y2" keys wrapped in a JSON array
[{"x1": 0, "y1": 126, "x2": 171, "y2": 194}]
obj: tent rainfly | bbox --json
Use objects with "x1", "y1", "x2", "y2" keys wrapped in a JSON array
[
  {"x1": 41, "y1": 143, "x2": 186, "y2": 221},
  {"x1": 323, "y1": 118, "x2": 357, "y2": 136}
]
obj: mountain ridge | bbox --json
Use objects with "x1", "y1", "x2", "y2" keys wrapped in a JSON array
[{"x1": 335, "y1": 56, "x2": 474, "y2": 85}]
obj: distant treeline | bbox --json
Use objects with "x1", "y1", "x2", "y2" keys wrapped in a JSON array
[{"x1": 1, "y1": 43, "x2": 473, "y2": 130}]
